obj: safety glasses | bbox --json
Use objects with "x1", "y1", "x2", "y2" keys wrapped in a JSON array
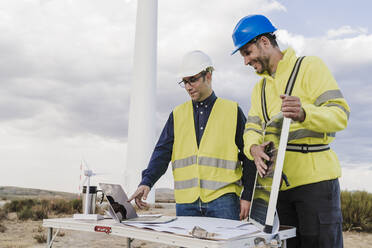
[{"x1": 178, "y1": 71, "x2": 207, "y2": 88}]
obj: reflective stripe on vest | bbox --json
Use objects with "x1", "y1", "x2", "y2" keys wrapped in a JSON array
[
  {"x1": 174, "y1": 178, "x2": 242, "y2": 190},
  {"x1": 198, "y1": 156, "x2": 240, "y2": 170},
  {"x1": 172, "y1": 156, "x2": 240, "y2": 171},
  {"x1": 172, "y1": 155, "x2": 197, "y2": 170},
  {"x1": 174, "y1": 178, "x2": 198, "y2": 190}
]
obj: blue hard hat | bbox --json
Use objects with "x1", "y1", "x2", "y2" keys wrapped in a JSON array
[{"x1": 231, "y1": 15, "x2": 277, "y2": 55}]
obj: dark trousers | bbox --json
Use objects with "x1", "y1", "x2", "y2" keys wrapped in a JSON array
[{"x1": 277, "y1": 179, "x2": 343, "y2": 248}]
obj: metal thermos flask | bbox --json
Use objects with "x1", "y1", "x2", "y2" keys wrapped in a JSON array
[{"x1": 82, "y1": 186, "x2": 97, "y2": 214}]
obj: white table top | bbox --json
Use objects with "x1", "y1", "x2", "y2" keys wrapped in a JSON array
[{"x1": 43, "y1": 217, "x2": 296, "y2": 248}]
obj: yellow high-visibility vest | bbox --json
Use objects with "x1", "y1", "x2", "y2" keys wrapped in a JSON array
[{"x1": 172, "y1": 98, "x2": 242, "y2": 203}]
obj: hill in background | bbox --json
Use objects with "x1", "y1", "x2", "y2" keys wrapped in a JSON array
[
  {"x1": 0, "y1": 186, "x2": 78, "y2": 200},
  {"x1": 0, "y1": 186, "x2": 175, "y2": 202}
]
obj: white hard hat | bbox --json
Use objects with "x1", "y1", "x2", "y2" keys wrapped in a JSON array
[{"x1": 178, "y1": 50, "x2": 213, "y2": 78}]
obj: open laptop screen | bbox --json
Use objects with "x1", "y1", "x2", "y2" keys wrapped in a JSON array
[
  {"x1": 100, "y1": 183, "x2": 177, "y2": 224},
  {"x1": 99, "y1": 183, "x2": 138, "y2": 221}
]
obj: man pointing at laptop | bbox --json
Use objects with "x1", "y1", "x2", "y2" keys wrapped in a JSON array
[{"x1": 128, "y1": 50, "x2": 256, "y2": 221}]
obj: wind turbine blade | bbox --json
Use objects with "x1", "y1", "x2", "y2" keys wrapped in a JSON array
[{"x1": 83, "y1": 159, "x2": 90, "y2": 170}]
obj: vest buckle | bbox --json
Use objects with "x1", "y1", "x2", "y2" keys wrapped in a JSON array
[{"x1": 301, "y1": 144, "x2": 309, "y2": 153}]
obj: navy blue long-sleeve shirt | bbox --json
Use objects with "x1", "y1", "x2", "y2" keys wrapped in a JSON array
[{"x1": 140, "y1": 92, "x2": 256, "y2": 201}]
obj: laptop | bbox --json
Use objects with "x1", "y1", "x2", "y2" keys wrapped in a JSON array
[{"x1": 99, "y1": 183, "x2": 176, "y2": 224}]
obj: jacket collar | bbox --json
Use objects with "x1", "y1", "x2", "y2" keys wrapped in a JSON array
[
  {"x1": 192, "y1": 91, "x2": 217, "y2": 108},
  {"x1": 256, "y1": 47, "x2": 297, "y2": 80}
]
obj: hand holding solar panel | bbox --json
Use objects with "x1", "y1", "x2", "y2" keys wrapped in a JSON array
[
  {"x1": 249, "y1": 57, "x2": 305, "y2": 233},
  {"x1": 249, "y1": 111, "x2": 289, "y2": 233},
  {"x1": 263, "y1": 141, "x2": 277, "y2": 177}
]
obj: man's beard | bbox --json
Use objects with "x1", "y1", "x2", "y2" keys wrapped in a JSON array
[
  {"x1": 255, "y1": 43, "x2": 271, "y2": 74},
  {"x1": 256, "y1": 56, "x2": 270, "y2": 74}
]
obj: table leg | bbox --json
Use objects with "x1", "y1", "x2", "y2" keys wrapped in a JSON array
[
  {"x1": 126, "y1": 238, "x2": 134, "y2": 248},
  {"x1": 282, "y1": 239, "x2": 287, "y2": 248},
  {"x1": 46, "y1": 227, "x2": 53, "y2": 248}
]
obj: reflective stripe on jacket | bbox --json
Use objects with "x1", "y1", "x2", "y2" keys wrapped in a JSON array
[
  {"x1": 172, "y1": 98, "x2": 242, "y2": 203},
  {"x1": 244, "y1": 48, "x2": 350, "y2": 190}
]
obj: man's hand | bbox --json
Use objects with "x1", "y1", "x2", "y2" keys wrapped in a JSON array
[
  {"x1": 250, "y1": 142, "x2": 271, "y2": 177},
  {"x1": 240, "y1": 199, "x2": 251, "y2": 220},
  {"x1": 280, "y1": 95, "x2": 306, "y2": 122},
  {"x1": 127, "y1": 185, "x2": 150, "y2": 209}
]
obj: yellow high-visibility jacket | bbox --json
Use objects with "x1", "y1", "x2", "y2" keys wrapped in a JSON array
[
  {"x1": 244, "y1": 48, "x2": 350, "y2": 190},
  {"x1": 172, "y1": 98, "x2": 243, "y2": 203}
]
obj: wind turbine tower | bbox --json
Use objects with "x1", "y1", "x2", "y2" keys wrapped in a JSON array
[{"x1": 124, "y1": 0, "x2": 158, "y2": 203}]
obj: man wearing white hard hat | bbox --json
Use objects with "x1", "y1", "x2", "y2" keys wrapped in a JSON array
[{"x1": 129, "y1": 50, "x2": 256, "y2": 220}]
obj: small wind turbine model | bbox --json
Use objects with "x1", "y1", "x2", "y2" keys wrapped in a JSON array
[{"x1": 73, "y1": 161, "x2": 104, "y2": 220}]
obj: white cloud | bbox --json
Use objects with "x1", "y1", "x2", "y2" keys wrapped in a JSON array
[
  {"x1": 340, "y1": 162, "x2": 372, "y2": 192},
  {"x1": 276, "y1": 29, "x2": 306, "y2": 55},
  {"x1": 274, "y1": 26, "x2": 372, "y2": 72},
  {"x1": 305, "y1": 35, "x2": 372, "y2": 76},
  {"x1": 327, "y1": 25, "x2": 368, "y2": 38}
]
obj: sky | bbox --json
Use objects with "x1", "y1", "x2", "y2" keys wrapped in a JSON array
[{"x1": 0, "y1": 0, "x2": 371, "y2": 194}]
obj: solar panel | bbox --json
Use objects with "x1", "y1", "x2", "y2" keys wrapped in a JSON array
[{"x1": 249, "y1": 113, "x2": 291, "y2": 233}]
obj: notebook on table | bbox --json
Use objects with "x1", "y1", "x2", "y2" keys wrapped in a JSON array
[{"x1": 99, "y1": 183, "x2": 176, "y2": 224}]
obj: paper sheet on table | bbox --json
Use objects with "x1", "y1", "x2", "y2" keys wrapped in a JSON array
[{"x1": 122, "y1": 216, "x2": 261, "y2": 240}]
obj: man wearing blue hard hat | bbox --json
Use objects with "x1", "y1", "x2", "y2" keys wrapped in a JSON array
[{"x1": 232, "y1": 15, "x2": 350, "y2": 248}]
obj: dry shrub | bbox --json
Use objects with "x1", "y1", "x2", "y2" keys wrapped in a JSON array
[
  {"x1": 3, "y1": 197, "x2": 92, "y2": 220},
  {"x1": 32, "y1": 205, "x2": 48, "y2": 220},
  {"x1": 3, "y1": 200, "x2": 20, "y2": 213},
  {"x1": 49, "y1": 199, "x2": 73, "y2": 214},
  {"x1": 0, "y1": 223, "x2": 7, "y2": 233},
  {"x1": 18, "y1": 199, "x2": 36, "y2": 210},
  {"x1": 4, "y1": 199, "x2": 37, "y2": 213},
  {"x1": 34, "y1": 225, "x2": 44, "y2": 233},
  {"x1": 0, "y1": 207, "x2": 7, "y2": 221},
  {"x1": 341, "y1": 190, "x2": 372, "y2": 232},
  {"x1": 71, "y1": 198, "x2": 82, "y2": 213},
  {"x1": 33, "y1": 233, "x2": 47, "y2": 243},
  {"x1": 40, "y1": 199, "x2": 50, "y2": 210},
  {"x1": 17, "y1": 206, "x2": 33, "y2": 220}
]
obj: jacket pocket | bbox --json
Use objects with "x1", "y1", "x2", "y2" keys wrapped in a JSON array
[{"x1": 318, "y1": 209, "x2": 343, "y2": 248}]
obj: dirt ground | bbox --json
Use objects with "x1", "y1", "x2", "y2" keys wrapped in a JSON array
[{"x1": 1, "y1": 205, "x2": 371, "y2": 248}]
